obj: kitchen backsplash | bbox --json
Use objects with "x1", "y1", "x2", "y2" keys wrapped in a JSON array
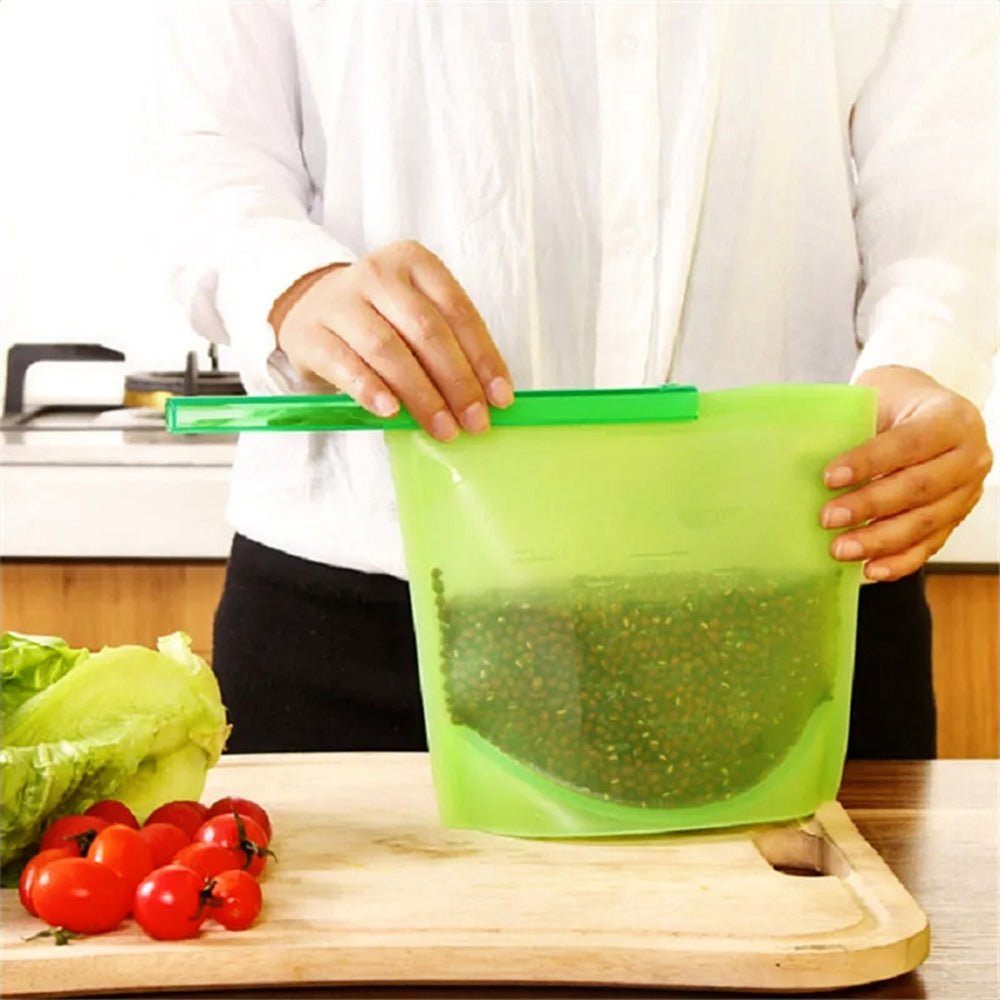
[{"x1": 0, "y1": 3, "x2": 196, "y2": 401}]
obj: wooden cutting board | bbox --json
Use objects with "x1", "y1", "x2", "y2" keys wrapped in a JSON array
[{"x1": 0, "y1": 753, "x2": 928, "y2": 997}]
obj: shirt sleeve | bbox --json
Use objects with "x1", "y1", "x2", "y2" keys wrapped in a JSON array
[
  {"x1": 850, "y1": 2, "x2": 998, "y2": 407},
  {"x1": 152, "y1": 0, "x2": 355, "y2": 392}
]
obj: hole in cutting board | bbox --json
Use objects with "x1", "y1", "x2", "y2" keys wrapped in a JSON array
[{"x1": 753, "y1": 822, "x2": 851, "y2": 879}]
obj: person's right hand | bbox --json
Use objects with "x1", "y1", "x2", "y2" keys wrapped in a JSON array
[{"x1": 268, "y1": 240, "x2": 514, "y2": 441}]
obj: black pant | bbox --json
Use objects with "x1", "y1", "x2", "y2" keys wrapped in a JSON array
[{"x1": 213, "y1": 534, "x2": 936, "y2": 758}]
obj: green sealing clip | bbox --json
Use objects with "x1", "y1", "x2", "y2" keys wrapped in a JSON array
[{"x1": 165, "y1": 385, "x2": 699, "y2": 434}]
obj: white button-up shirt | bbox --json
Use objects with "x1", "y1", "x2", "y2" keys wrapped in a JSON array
[{"x1": 155, "y1": 1, "x2": 998, "y2": 578}]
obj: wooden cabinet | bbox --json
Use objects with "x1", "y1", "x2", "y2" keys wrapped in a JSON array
[
  {"x1": 2, "y1": 561, "x2": 996, "y2": 758},
  {"x1": 925, "y1": 570, "x2": 999, "y2": 759},
  {"x1": 1, "y1": 561, "x2": 226, "y2": 659}
]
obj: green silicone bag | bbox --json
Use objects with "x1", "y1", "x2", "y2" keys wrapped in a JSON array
[{"x1": 168, "y1": 383, "x2": 876, "y2": 837}]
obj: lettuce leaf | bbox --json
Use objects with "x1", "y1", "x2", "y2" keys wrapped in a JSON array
[
  {"x1": 1, "y1": 632, "x2": 86, "y2": 716},
  {"x1": 1, "y1": 632, "x2": 229, "y2": 866}
]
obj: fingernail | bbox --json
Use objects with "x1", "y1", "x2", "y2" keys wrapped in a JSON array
[
  {"x1": 834, "y1": 538, "x2": 865, "y2": 561},
  {"x1": 461, "y1": 401, "x2": 490, "y2": 434},
  {"x1": 866, "y1": 564, "x2": 891, "y2": 581},
  {"x1": 430, "y1": 410, "x2": 459, "y2": 442},
  {"x1": 487, "y1": 376, "x2": 514, "y2": 408},
  {"x1": 825, "y1": 466, "x2": 854, "y2": 489},
  {"x1": 823, "y1": 506, "x2": 853, "y2": 529},
  {"x1": 373, "y1": 392, "x2": 399, "y2": 418}
]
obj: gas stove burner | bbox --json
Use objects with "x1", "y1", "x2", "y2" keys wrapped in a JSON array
[
  {"x1": 124, "y1": 348, "x2": 244, "y2": 408},
  {"x1": 2, "y1": 342, "x2": 245, "y2": 428}
]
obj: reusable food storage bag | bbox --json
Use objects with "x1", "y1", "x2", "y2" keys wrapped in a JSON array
[{"x1": 167, "y1": 384, "x2": 876, "y2": 838}]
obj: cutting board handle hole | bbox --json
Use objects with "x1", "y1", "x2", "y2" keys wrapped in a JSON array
[{"x1": 753, "y1": 824, "x2": 850, "y2": 879}]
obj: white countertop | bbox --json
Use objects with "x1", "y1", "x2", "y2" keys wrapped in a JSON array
[
  {"x1": 0, "y1": 432, "x2": 237, "y2": 467},
  {"x1": 1, "y1": 430, "x2": 996, "y2": 565},
  {"x1": 1, "y1": 462, "x2": 236, "y2": 558},
  {"x1": 0, "y1": 426, "x2": 237, "y2": 558}
]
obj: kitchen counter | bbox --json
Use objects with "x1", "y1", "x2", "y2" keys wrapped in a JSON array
[
  {"x1": 0, "y1": 427, "x2": 236, "y2": 558},
  {"x1": 2, "y1": 424, "x2": 997, "y2": 563},
  {"x1": 19, "y1": 759, "x2": 994, "y2": 1000}
]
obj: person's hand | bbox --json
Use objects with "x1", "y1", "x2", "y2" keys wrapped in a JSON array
[
  {"x1": 268, "y1": 240, "x2": 515, "y2": 441},
  {"x1": 821, "y1": 365, "x2": 993, "y2": 581}
]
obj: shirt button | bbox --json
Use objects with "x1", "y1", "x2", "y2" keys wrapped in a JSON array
[{"x1": 619, "y1": 34, "x2": 638, "y2": 56}]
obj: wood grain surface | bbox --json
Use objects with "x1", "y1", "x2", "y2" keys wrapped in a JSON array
[
  {"x1": 0, "y1": 755, "x2": 950, "y2": 999},
  {"x1": 0, "y1": 561, "x2": 225, "y2": 657},
  {"x1": 925, "y1": 571, "x2": 999, "y2": 758}
]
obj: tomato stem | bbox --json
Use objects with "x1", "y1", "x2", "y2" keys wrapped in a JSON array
[
  {"x1": 23, "y1": 927, "x2": 84, "y2": 947},
  {"x1": 195, "y1": 878, "x2": 223, "y2": 919},
  {"x1": 232, "y1": 811, "x2": 277, "y2": 869},
  {"x1": 67, "y1": 829, "x2": 100, "y2": 854}
]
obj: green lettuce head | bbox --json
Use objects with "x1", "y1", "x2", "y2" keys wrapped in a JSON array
[{"x1": 1, "y1": 632, "x2": 229, "y2": 866}]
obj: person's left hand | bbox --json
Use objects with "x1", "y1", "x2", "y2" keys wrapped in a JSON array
[{"x1": 821, "y1": 365, "x2": 993, "y2": 582}]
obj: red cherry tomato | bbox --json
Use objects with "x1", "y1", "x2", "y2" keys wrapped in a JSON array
[
  {"x1": 18, "y1": 846, "x2": 77, "y2": 916},
  {"x1": 144, "y1": 802, "x2": 204, "y2": 839},
  {"x1": 208, "y1": 797, "x2": 272, "y2": 839},
  {"x1": 138, "y1": 823, "x2": 190, "y2": 868},
  {"x1": 194, "y1": 814, "x2": 272, "y2": 877},
  {"x1": 87, "y1": 824, "x2": 155, "y2": 895},
  {"x1": 84, "y1": 800, "x2": 139, "y2": 829},
  {"x1": 33, "y1": 858, "x2": 130, "y2": 934},
  {"x1": 133, "y1": 865, "x2": 209, "y2": 940},
  {"x1": 39, "y1": 815, "x2": 110, "y2": 853},
  {"x1": 208, "y1": 869, "x2": 262, "y2": 931},
  {"x1": 174, "y1": 799, "x2": 210, "y2": 822},
  {"x1": 172, "y1": 842, "x2": 245, "y2": 880}
]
